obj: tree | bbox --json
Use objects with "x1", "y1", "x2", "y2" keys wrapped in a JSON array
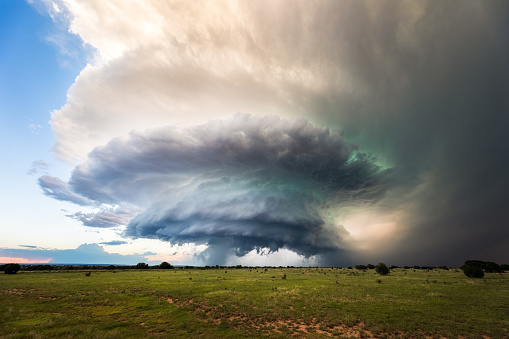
[
  {"x1": 375, "y1": 262, "x2": 390, "y2": 275},
  {"x1": 462, "y1": 264, "x2": 484, "y2": 278},
  {"x1": 480, "y1": 261, "x2": 501, "y2": 273},
  {"x1": 461, "y1": 261, "x2": 484, "y2": 278},
  {"x1": 135, "y1": 262, "x2": 149, "y2": 269},
  {"x1": 4, "y1": 263, "x2": 21, "y2": 274},
  {"x1": 159, "y1": 262, "x2": 173, "y2": 269}
]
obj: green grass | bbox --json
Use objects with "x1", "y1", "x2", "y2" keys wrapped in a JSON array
[{"x1": 1, "y1": 268, "x2": 508, "y2": 338}]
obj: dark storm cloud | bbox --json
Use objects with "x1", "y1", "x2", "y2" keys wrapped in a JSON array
[
  {"x1": 232, "y1": 0, "x2": 509, "y2": 265},
  {"x1": 318, "y1": 2, "x2": 509, "y2": 265},
  {"x1": 62, "y1": 115, "x2": 389, "y2": 264}
]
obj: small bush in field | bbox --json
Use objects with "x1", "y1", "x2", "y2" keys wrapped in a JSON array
[
  {"x1": 4, "y1": 263, "x2": 20, "y2": 274},
  {"x1": 135, "y1": 262, "x2": 149, "y2": 269},
  {"x1": 375, "y1": 263, "x2": 390, "y2": 276},
  {"x1": 461, "y1": 263, "x2": 484, "y2": 278},
  {"x1": 159, "y1": 262, "x2": 173, "y2": 269}
]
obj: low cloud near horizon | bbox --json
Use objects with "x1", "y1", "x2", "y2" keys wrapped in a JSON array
[
  {"x1": 33, "y1": 0, "x2": 509, "y2": 266},
  {"x1": 0, "y1": 243, "x2": 149, "y2": 265}
]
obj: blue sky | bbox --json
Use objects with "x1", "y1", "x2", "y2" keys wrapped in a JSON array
[
  {"x1": 0, "y1": 0, "x2": 98, "y2": 262},
  {"x1": 1, "y1": 1, "x2": 508, "y2": 267},
  {"x1": 0, "y1": 1, "x2": 80, "y2": 245},
  {"x1": 0, "y1": 0, "x2": 179, "y2": 265},
  {"x1": 0, "y1": 1, "x2": 67, "y2": 178}
]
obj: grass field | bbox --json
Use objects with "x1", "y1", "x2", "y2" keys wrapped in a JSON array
[{"x1": 1, "y1": 267, "x2": 508, "y2": 338}]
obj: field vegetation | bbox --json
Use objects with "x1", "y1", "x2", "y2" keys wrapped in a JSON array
[{"x1": 1, "y1": 266, "x2": 508, "y2": 338}]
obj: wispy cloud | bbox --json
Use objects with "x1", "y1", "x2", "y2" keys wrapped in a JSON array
[
  {"x1": 27, "y1": 160, "x2": 49, "y2": 176},
  {"x1": 28, "y1": 120, "x2": 42, "y2": 134},
  {"x1": 99, "y1": 240, "x2": 128, "y2": 246}
]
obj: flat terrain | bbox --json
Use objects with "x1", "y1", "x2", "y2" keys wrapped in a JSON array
[{"x1": 1, "y1": 268, "x2": 508, "y2": 338}]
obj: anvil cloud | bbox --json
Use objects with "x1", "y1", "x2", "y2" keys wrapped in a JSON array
[{"x1": 37, "y1": 0, "x2": 509, "y2": 266}]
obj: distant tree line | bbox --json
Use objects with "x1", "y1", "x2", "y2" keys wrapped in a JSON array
[
  {"x1": 0, "y1": 263, "x2": 175, "y2": 273},
  {"x1": 2, "y1": 260, "x2": 509, "y2": 275}
]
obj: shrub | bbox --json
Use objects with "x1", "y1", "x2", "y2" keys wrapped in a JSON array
[
  {"x1": 367, "y1": 264, "x2": 375, "y2": 269},
  {"x1": 375, "y1": 263, "x2": 390, "y2": 275},
  {"x1": 135, "y1": 262, "x2": 149, "y2": 269},
  {"x1": 480, "y1": 261, "x2": 501, "y2": 273},
  {"x1": 462, "y1": 265, "x2": 484, "y2": 278},
  {"x1": 4, "y1": 263, "x2": 20, "y2": 274},
  {"x1": 501, "y1": 264, "x2": 509, "y2": 271},
  {"x1": 461, "y1": 261, "x2": 484, "y2": 278},
  {"x1": 159, "y1": 262, "x2": 173, "y2": 269},
  {"x1": 462, "y1": 260, "x2": 502, "y2": 276}
]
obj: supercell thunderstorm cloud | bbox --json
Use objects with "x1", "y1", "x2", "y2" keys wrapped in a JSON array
[
  {"x1": 45, "y1": 115, "x2": 390, "y2": 265},
  {"x1": 37, "y1": 0, "x2": 509, "y2": 266}
]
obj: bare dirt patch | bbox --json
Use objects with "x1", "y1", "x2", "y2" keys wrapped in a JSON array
[
  {"x1": 4, "y1": 289, "x2": 36, "y2": 295},
  {"x1": 162, "y1": 296, "x2": 378, "y2": 337},
  {"x1": 160, "y1": 296, "x2": 483, "y2": 338}
]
